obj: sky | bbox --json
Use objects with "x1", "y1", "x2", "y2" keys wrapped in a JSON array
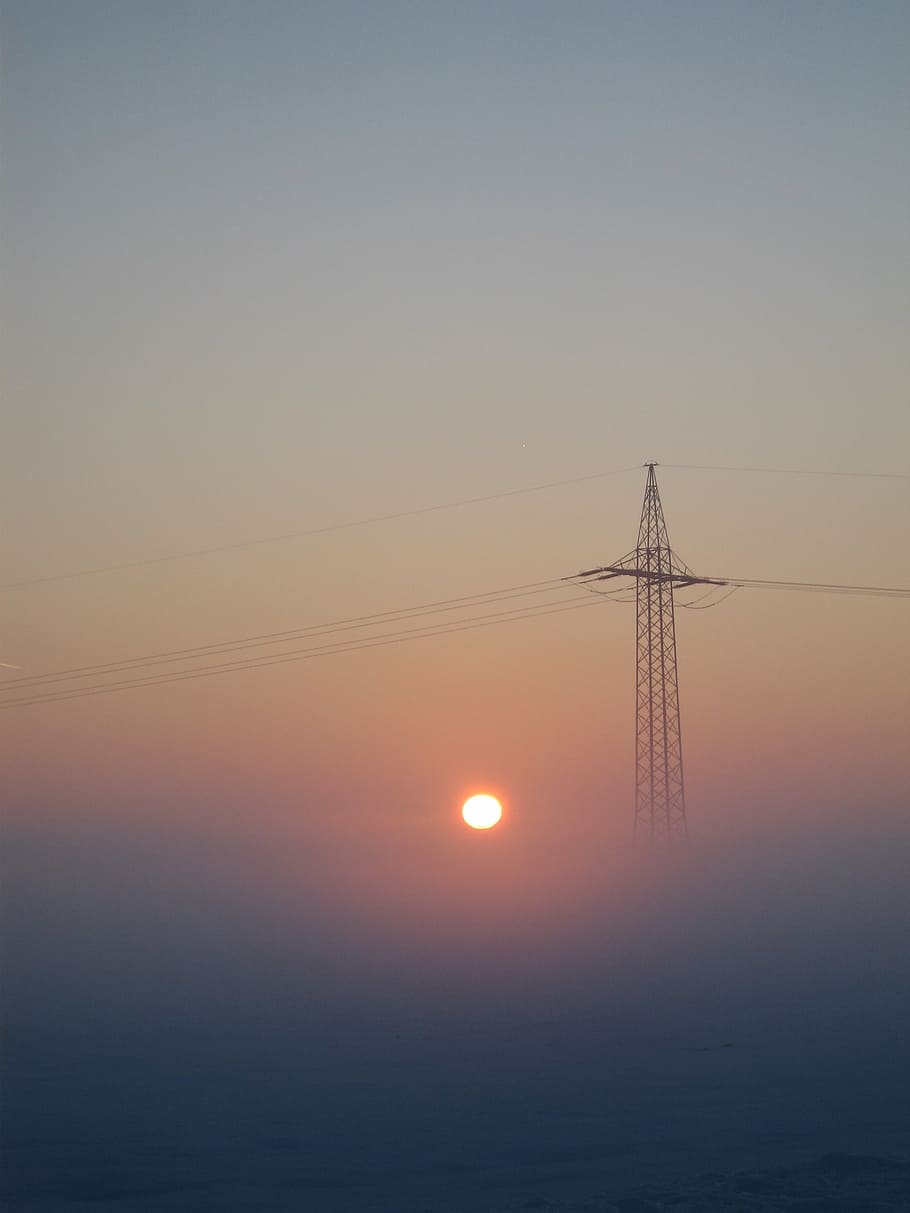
[{"x1": 2, "y1": 1, "x2": 910, "y2": 1043}]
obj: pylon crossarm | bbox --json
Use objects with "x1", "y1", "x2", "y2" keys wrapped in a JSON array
[
  {"x1": 570, "y1": 565, "x2": 727, "y2": 589},
  {"x1": 574, "y1": 568, "x2": 628, "y2": 583},
  {"x1": 572, "y1": 551, "x2": 637, "y2": 579}
]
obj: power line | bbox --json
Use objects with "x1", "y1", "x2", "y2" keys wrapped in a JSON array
[
  {"x1": 3, "y1": 578, "x2": 569, "y2": 690},
  {"x1": 3, "y1": 569, "x2": 908, "y2": 712},
  {"x1": 677, "y1": 585, "x2": 740, "y2": 610},
  {"x1": 724, "y1": 576, "x2": 910, "y2": 598},
  {"x1": 662, "y1": 462, "x2": 910, "y2": 481},
  {"x1": 0, "y1": 595, "x2": 600, "y2": 711},
  {"x1": 5, "y1": 460, "x2": 906, "y2": 593},
  {"x1": 571, "y1": 568, "x2": 910, "y2": 599},
  {"x1": 0, "y1": 465, "x2": 641, "y2": 591}
]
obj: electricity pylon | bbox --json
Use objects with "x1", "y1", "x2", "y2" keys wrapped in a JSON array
[{"x1": 571, "y1": 464, "x2": 725, "y2": 847}]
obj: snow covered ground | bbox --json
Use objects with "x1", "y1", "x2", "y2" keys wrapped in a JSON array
[
  {"x1": 4, "y1": 1018, "x2": 909, "y2": 1212},
  {"x1": 511, "y1": 1152, "x2": 910, "y2": 1212}
]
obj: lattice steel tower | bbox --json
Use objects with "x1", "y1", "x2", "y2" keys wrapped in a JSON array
[{"x1": 572, "y1": 464, "x2": 723, "y2": 847}]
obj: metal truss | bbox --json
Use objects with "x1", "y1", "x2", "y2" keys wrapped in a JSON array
[{"x1": 572, "y1": 464, "x2": 725, "y2": 847}]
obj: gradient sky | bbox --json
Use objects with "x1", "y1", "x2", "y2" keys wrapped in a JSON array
[{"x1": 2, "y1": 1, "x2": 909, "y2": 1032}]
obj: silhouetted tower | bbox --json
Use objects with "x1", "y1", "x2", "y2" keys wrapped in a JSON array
[{"x1": 571, "y1": 464, "x2": 724, "y2": 847}]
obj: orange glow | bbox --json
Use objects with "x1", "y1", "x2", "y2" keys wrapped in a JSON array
[{"x1": 462, "y1": 793, "x2": 503, "y2": 830}]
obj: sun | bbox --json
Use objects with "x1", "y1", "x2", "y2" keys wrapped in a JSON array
[{"x1": 461, "y1": 793, "x2": 503, "y2": 830}]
